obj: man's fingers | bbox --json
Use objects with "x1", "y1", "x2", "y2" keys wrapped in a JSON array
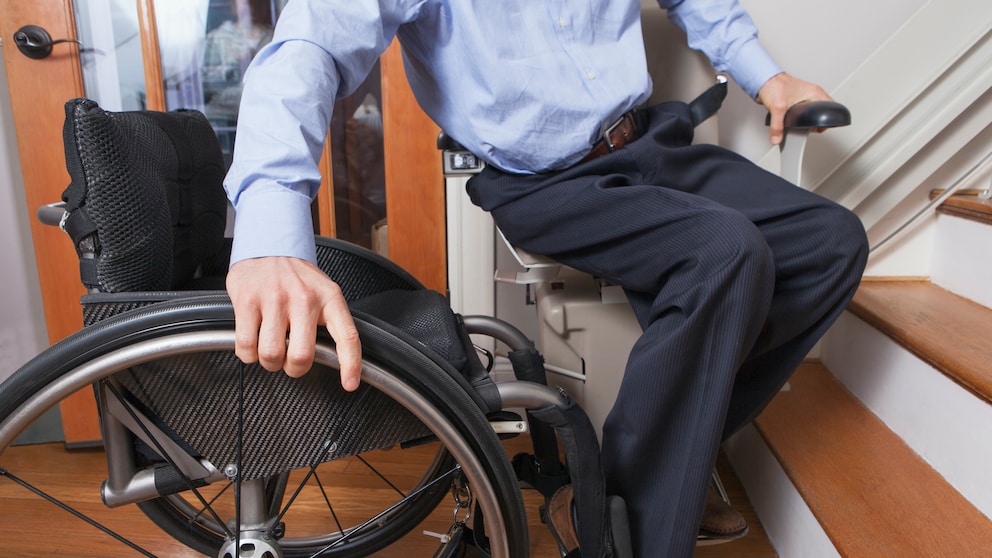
[
  {"x1": 757, "y1": 73, "x2": 834, "y2": 146},
  {"x1": 232, "y1": 305, "x2": 261, "y2": 365},
  {"x1": 283, "y1": 293, "x2": 318, "y2": 378},
  {"x1": 768, "y1": 111, "x2": 785, "y2": 146},
  {"x1": 228, "y1": 266, "x2": 262, "y2": 366},
  {"x1": 227, "y1": 257, "x2": 363, "y2": 386},
  {"x1": 325, "y1": 307, "x2": 362, "y2": 391},
  {"x1": 256, "y1": 304, "x2": 290, "y2": 372}
]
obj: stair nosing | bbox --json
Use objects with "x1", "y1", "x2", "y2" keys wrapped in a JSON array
[
  {"x1": 934, "y1": 192, "x2": 992, "y2": 227},
  {"x1": 848, "y1": 279, "x2": 992, "y2": 404}
]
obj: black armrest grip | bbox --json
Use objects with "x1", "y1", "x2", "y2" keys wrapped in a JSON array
[
  {"x1": 37, "y1": 201, "x2": 66, "y2": 227},
  {"x1": 437, "y1": 131, "x2": 466, "y2": 151},
  {"x1": 767, "y1": 100, "x2": 851, "y2": 129}
]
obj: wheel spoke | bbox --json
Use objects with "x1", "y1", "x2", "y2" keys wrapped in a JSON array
[
  {"x1": 312, "y1": 471, "x2": 345, "y2": 536},
  {"x1": 306, "y1": 465, "x2": 463, "y2": 558},
  {"x1": 355, "y1": 454, "x2": 406, "y2": 497},
  {"x1": 234, "y1": 361, "x2": 246, "y2": 555},
  {"x1": 1, "y1": 467, "x2": 156, "y2": 558},
  {"x1": 193, "y1": 480, "x2": 234, "y2": 526},
  {"x1": 265, "y1": 438, "x2": 338, "y2": 539}
]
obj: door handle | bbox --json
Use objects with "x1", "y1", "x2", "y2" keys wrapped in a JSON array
[{"x1": 12, "y1": 25, "x2": 80, "y2": 59}]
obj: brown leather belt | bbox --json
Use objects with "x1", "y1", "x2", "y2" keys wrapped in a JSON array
[{"x1": 580, "y1": 111, "x2": 640, "y2": 164}]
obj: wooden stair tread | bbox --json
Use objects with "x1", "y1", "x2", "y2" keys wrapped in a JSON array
[
  {"x1": 849, "y1": 280, "x2": 992, "y2": 403},
  {"x1": 755, "y1": 362, "x2": 992, "y2": 557}
]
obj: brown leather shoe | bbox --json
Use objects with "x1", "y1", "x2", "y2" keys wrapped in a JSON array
[
  {"x1": 697, "y1": 486, "x2": 749, "y2": 545},
  {"x1": 546, "y1": 484, "x2": 580, "y2": 554},
  {"x1": 546, "y1": 483, "x2": 747, "y2": 551}
]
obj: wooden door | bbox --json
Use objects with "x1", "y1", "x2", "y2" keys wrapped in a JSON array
[
  {"x1": 2, "y1": 1, "x2": 446, "y2": 446},
  {"x1": 0, "y1": 0, "x2": 97, "y2": 445},
  {"x1": 381, "y1": 43, "x2": 445, "y2": 291}
]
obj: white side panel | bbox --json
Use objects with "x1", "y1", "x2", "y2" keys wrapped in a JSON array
[
  {"x1": 444, "y1": 174, "x2": 495, "y2": 349},
  {"x1": 863, "y1": 216, "x2": 937, "y2": 278}
]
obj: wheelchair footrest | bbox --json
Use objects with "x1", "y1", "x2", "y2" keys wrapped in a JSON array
[{"x1": 607, "y1": 495, "x2": 633, "y2": 558}]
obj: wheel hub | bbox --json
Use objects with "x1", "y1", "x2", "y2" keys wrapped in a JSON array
[{"x1": 218, "y1": 531, "x2": 283, "y2": 558}]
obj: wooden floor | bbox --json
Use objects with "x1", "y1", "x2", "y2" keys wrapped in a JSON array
[{"x1": 0, "y1": 436, "x2": 775, "y2": 557}]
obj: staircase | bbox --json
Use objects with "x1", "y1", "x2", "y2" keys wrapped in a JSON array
[{"x1": 725, "y1": 193, "x2": 992, "y2": 557}]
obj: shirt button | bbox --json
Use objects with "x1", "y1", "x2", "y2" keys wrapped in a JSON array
[
  {"x1": 586, "y1": 71, "x2": 597, "y2": 80},
  {"x1": 559, "y1": 17, "x2": 567, "y2": 28}
]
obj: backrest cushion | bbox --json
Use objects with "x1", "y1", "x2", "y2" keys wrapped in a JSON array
[{"x1": 61, "y1": 98, "x2": 228, "y2": 292}]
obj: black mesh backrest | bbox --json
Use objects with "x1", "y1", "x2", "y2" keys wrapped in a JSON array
[
  {"x1": 61, "y1": 98, "x2": 228, "y2": 293},
  {"x1": 314, "y1": 237, "x2": 423, "y2": 301},
  {"x1": 350, "y1": 289, "x2": 468, "y2": 372}
]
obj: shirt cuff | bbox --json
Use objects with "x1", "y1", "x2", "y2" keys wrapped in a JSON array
[
  {"x1": 229, "y1": 187, "x2": 317, "y2": 266},
  {"x1": 726, "y1": 37, "x2": 783, "y2": 99}
]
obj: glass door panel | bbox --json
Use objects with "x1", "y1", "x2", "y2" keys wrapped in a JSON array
[
  {"x1": 74, "y1": 0, "x2": 147, "y2": 111},
  {"x1": 153, "y1": 0, "x2": 387, "y2": 248},
  {"x1": 76, "y1": 0, "x2": 387, "y2": 249},
  {"x1": 329, "y1": 67, "x2": 387, "y2": 250},
  {"x1": 155, "y1": 0, "x2": 280, "y2": 168}
]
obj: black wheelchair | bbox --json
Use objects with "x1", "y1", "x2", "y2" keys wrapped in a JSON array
[{"x1": 0, "y1": 99, "x2": 631, "y2": 557}]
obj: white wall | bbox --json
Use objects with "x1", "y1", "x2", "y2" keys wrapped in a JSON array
[
  {"x1": 0, "y1": 49, "x2": 49, "y2": 384},
  {"x1": 720, "y1": 0, "x2": 928, "y2": 163}
]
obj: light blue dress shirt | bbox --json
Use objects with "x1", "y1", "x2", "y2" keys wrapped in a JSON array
[{"x1": 224, "y1": 0, "x2": 782, "y2": 266}]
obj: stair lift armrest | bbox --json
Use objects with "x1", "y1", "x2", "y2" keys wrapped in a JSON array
[
  {"x1": 767, "y1": 100, "x2": 851, "y2": 130},
  {"x1": 770, "y1": 100, "x2": 852, "y2": 186}
]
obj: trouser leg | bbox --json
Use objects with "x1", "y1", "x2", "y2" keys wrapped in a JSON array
[
  {"x1": 468, "y1": 103, "x2": 867, "y2": 556},
  {"x1": 482, "y1": 175, "x2": 777, "y2": 555}
]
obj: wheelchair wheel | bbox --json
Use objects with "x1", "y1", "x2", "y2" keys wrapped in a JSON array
[{"x1": 0, "y1": 297, "x2": 529, "y2": 557}]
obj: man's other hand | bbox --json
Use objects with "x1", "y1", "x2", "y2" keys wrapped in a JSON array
[
  {"x1": 226, "y1": 256, "x2": 362, "y2": 391},
  {"x1": 757, "y1": 72, "x2": 832, "y2": 146}
]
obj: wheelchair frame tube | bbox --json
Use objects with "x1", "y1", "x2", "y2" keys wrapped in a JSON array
[
  {"x1": 495, "y1": 381, "x2": 569, "y2": 410},
  {"x1": 462, "y1": 315, "x2": 533, "y2": 351}
]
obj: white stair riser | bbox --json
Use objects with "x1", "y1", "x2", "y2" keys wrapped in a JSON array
[
  {"x1": 725, "y1": 426, "x2": 842, "y2": 558},
  {"x1": 821, "y1": 311, "x2": 992, "y2": 521},
  {"x1": 931, "y1": 212, "x2": 992, "y2": 309}
]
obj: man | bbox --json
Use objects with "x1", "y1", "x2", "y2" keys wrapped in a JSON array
[{"x1": 224, "y1": 1, "x2": 869, "y2": 555}]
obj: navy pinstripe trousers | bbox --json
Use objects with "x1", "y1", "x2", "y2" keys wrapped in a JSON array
[{"x1": 467, "y1": 101, "x2": 869, "y2": 557}]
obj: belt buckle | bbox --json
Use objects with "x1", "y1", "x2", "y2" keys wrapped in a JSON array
[{"x1": 602, "y1": 113, "x2": 628, "y2": 152}]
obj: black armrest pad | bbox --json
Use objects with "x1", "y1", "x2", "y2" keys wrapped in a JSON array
[
  {"x1": 437, "y1": 131, "x2": 467, "y2": 151},
  {"x1": 766, "y1": 100, "x2": 852, "y2": 129}
]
